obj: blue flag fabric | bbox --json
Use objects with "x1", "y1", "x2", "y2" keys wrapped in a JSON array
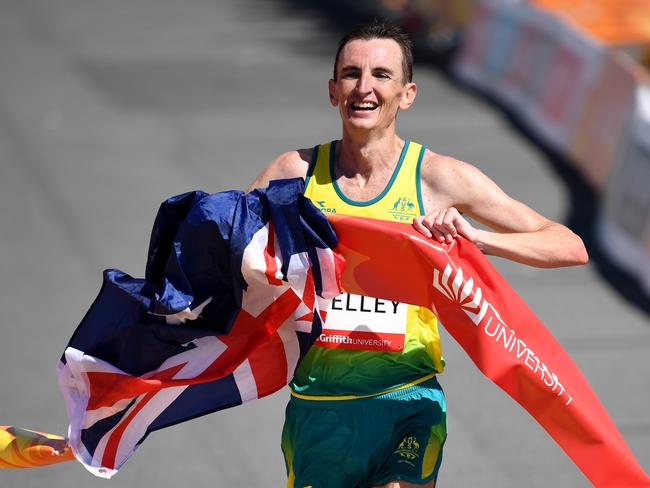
[{"x1": 57, "y1": 178, "x2": 342, "y2": 478}]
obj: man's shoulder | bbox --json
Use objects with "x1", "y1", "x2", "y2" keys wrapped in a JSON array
[
  {"x1": 269, "y1": 148, "x2": 313, "y2": 179},
  {"x1": 277, "y1": 148, "x2": 313, "y2": 169},
  {"x1": 418, "y1": 147, "x2": 484, "y2": 200},
  {"x1": 247, "y1": 147, "x2": 313, "y2": 192},
  {"x1": 420, "y1": 148, "x2": 472, "y2": 179}
]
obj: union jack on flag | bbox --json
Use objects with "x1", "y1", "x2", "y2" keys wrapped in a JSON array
[{"x1": 56, "y1": 178, "x2": 342, "y2": 478}]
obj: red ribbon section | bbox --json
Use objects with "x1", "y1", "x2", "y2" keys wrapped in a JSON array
[{"x1": 330, "y1": 214, "x2": 649, "y2": 488}]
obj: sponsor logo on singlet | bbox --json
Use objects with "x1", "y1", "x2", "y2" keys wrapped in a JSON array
[
  {"x1": 315, "y1": 292, "x2": 407, "y2": 352},
  {"x1": 387, "y1": 196, "x2": 416, "y2": 221},
  {"x1": 314, "y1": 200, "x2": 337, "y2": 214}
]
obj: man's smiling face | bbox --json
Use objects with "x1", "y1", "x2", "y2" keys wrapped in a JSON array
[{"x1": 329, "y1": 38, "x2": 416, "y2": 134}]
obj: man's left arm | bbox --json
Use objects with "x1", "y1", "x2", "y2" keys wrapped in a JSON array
[{"x1": 413, "y1": 155, "x2": 588, "y2": 268}]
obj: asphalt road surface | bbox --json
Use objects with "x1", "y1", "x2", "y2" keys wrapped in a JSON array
[{"x1": 1, "y1": 1, "x2": 648, "y2": 487}]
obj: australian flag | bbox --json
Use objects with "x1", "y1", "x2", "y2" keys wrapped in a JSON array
[{"x1": 56, "y1": 178, "x2": 342, "y2": 478}]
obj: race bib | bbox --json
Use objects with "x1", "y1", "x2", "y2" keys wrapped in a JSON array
[{"x1": 314, "y1": 292, "x2": 407, "y2": 352}]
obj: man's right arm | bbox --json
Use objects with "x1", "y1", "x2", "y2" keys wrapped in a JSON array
[
  {"x1": 414, "y1": 152, "x2": 588, "y2": 268},
  {"x1": 246, "y1": 149, "x2": 311, "y2": 192}
]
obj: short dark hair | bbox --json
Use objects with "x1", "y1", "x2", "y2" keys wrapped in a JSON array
[{"x1": 333, "y1": 22, "x2": 414, "y2": 83}]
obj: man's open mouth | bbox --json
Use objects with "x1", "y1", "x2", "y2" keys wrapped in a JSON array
[{"x1": 350, "y1": 102, "x2": 378, "y2": 111}]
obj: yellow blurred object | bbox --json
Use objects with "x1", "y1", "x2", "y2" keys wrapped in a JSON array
[
  {"x1": 0, "y1": 426, "x2": 74, "y2": 468},
  {"x1": 531, "y1": 0, "x2": 650, "y2": 45}
]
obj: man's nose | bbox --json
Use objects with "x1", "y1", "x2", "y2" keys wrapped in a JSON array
[{"x1": 355, "y1": 73, "x2": 373, "y2": 94}]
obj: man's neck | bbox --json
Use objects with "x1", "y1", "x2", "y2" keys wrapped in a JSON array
[{"x1": 336, "y1": 129, "x2": 404, "y2": 181}]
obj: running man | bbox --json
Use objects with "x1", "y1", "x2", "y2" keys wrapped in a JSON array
[{"x1": 248, "y1": 22, "x2": 588, "y2": 488}]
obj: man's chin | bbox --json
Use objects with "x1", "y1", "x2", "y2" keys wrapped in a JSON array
[{"x1": 345, "y1": 117, "x2": 380, "y2": 131}]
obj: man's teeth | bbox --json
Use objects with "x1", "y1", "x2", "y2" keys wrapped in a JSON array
[{"x1": 352, "y1": 102, "x2": 378, "y2": 110}]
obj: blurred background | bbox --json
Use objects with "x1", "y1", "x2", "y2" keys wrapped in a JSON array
[{"x1": 0, "y1": 0, "x2": 648, "y2": 486}]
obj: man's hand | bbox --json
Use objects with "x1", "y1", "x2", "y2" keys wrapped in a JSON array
[{"x1": 413, "y1": 207, "x2": 479, "y2": 244}]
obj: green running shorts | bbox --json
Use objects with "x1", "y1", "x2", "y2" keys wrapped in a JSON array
[{"x1": 282, "y1": 376, "x2": 447, "y2": 488}]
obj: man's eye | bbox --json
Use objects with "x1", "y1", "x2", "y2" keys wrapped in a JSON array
[
  {"x1": 375, "y1": 73, "x2": 390, "y2": 79},
  {"x1": 342, "y1": 72, "x2": 359, "y2": 79}
]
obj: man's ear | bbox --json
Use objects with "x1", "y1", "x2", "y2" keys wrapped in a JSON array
[
  {"x1": 328, "y1": 78, "x2": 338, "y2": 107},
  {"x1": 399, "y1": 82, "x2": 417, "y2": 110}
]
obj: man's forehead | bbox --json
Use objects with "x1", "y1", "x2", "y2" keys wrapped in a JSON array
[{"x1": 337, "y1": 38, "x2": 403, "y2": 68}]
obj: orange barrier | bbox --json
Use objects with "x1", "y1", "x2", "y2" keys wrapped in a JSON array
[{"x1": 531, "y1": 0, "x2": 650, "y2": 45}]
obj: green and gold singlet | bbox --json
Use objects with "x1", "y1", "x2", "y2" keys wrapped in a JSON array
[{"x1": 291, "y1": 140, "x2": 445, "y2": 398}]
